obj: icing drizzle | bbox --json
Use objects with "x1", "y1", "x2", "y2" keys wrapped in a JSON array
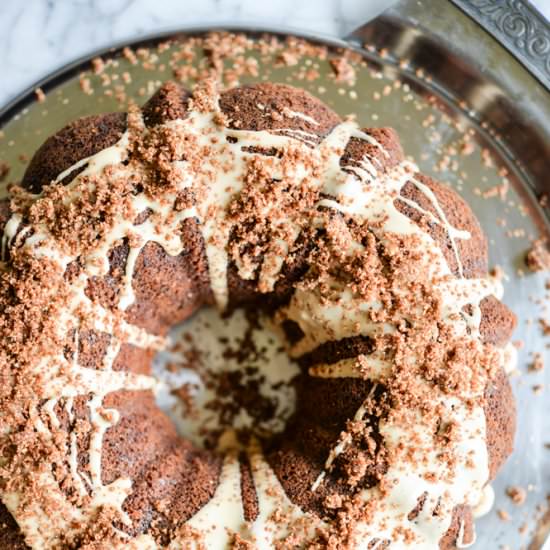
[{"x1": 0, "y1": 84, "x2": 507, "y2": 549}]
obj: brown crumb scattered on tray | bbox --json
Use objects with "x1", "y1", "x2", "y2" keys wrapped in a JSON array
[
  {"x1": 91, "y1": 57, "x2": 105, "y2": 74},
  {"x1": 0, "y1": 162, "x2": 10, "y2": 182},
  {"x1": 330, "y1": 56, "x2": 356, "y2": 85},
  {"x1": 506, "y1": 486, "x2": 527, "y2": 506},
  {"x1": 540, "y1": 319, "x2": 550, "y2": 336},
  {"x1": 526, "y1": 239, "x2": 550, "y2": 272},
  {"x1": 529, "y1": 353, "x2": 544, "y2": 372},
  {"x1": 34, "y1": 88, "x2": 46, "y2": 103},
  {"x1": 79, "y1": 75, "x2": 93, "y2": 95}
]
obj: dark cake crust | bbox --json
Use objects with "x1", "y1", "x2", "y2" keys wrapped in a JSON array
[
  {"x1": 397, "y1": 174, "x2": 488, "y2": 280},
  {"x1": 485, "y1": 367, "x2": 516, "y2": 480},
  {"x1": 0, "y1": 503, "x2": 27, "y2": 550},
  {"x1": 22, "y1": 112, "x2": 127, "y2": 194},
  {"x1": 0, "y1": 80, "x2": 516, "y2": 550},
  {"x1": 142, "y1": 80, "x2": 192, "y2": 127},
  {"x1": 218, "y1": 82, "x2": 341, "y2": 139}
]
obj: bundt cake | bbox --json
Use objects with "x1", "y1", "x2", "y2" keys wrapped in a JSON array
[{"x1": 0, "y1": 79, "x2": 516, "y2": 549}]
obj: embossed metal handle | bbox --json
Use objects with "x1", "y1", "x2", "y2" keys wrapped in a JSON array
[
  {"x1": 346, "y1": 0, "x2": 550, "y2": 92},
  {"x1": 451, "y1": 0, "x2": 550, "y2": 92}
]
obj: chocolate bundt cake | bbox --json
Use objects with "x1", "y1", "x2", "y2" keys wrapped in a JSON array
[{"x1": 0, "y1": 79, "x2": 516, "y2": 549}]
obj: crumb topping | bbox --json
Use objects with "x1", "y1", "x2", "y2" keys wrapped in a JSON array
[{"x1": 0, "y1": 69, "x2": 512, "y2": 550}]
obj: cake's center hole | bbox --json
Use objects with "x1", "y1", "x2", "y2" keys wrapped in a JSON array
[{"x1": 153, "y1": 308, "x2": 299, "y2": 452}]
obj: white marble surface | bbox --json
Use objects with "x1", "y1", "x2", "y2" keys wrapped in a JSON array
[
  {"x1": 0, "y1": 0, "x2": 393, "y2": 108},
  {"x1": 0, "y1": 0, "x2": 548, "y2": 109}
]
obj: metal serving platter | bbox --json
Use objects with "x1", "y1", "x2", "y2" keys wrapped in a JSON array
[{"x1": 0, "y1": 1, "x2": 549, "y2": 548}]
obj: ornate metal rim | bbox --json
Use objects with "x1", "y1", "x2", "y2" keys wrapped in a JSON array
[{"x1": 451, "y1": 0, "x2": 550, "y2": 91}]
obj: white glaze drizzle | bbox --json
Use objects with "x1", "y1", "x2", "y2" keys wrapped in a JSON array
[
  {"x1": 282, "y1": 107, "x2": 320, "y2": 126},
  {"x1": 0, "y1": 84, "x2": 510, "y2": 550},
  {"x1": 472, "y1": 484, "x2": 495, "y2": 518},
  {"x1": 184, "y1": 454, "x2": 244, "y2": 546}
]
